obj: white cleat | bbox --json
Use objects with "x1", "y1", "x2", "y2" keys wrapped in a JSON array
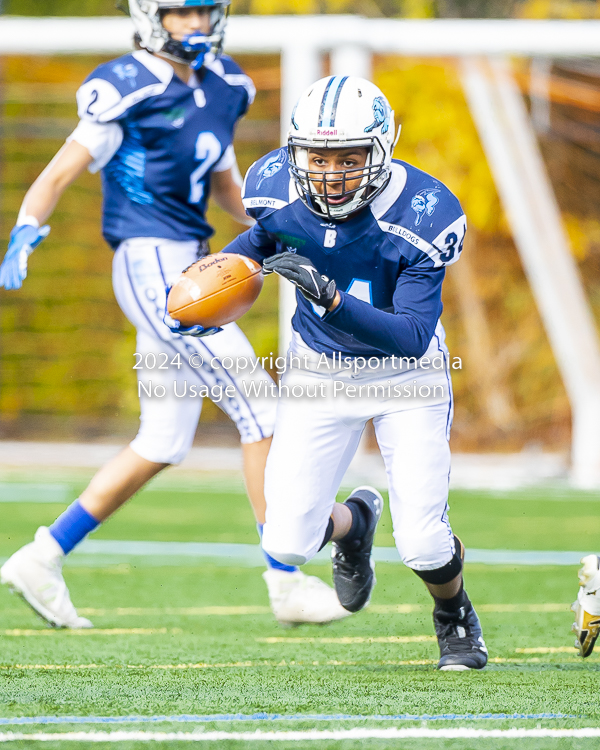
[
  {"x1": 0, "y1": 527, "x2": 93, "y2": 629},
  {"x1": 263, "y1": 569, "x2": 352, "y2": 627},
  {"x1": 571, "y1": 554, "x2": 600, "y2": 658}
]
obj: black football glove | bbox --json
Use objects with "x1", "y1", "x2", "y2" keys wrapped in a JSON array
[{"x1": 262, "y1": 253, "x2": 337, "y2": 309}]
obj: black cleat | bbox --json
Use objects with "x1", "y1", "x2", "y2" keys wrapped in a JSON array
[
  {"x1": 435, "y1": 599, "x2": 488, "y2": 671},
  {"x1": 332, "y1": 486, "x2": 383, "y2": 613}
]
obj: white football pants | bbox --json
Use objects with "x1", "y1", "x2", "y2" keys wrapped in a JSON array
[
  {"x1": 112, "y1": 238, "x2": 277, "y2": 464},
  {"x1": 262, "y1": 329, "x2": 456, "y2": 572}
]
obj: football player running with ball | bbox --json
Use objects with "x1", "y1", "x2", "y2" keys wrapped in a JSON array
[
  {"x1": 572, "y1": 555, "x2": 600, "y2": 658},
  {"x1": 0, "y1": 1, "x2": 348, "y2": 629},
  {"x1": 221, "y1": 76, "x2": 488, "y2": 671}
]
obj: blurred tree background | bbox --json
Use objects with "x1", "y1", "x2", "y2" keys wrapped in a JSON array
[
  {"x1": 1, "y1": 0, "x2": 599, "y2": 450},
  {"x1": 4, "y1": 0, "x2": 600, "y2": 17}
]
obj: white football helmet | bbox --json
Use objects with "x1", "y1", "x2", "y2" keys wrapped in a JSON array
[
  {"x1": 128, "y1": 0, "x2": 230, "y2": 67},
  {"x1": 288, "y1": 76, "x2": 398, "y2": 220}
]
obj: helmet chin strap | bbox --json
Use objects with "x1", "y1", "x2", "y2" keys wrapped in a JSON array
[
  {"x1": 181, "y1": 32, "x2": 212, "y2": 70},
  {"x1": 158, "y1": 32, "x2": 216, "y2": 69}
]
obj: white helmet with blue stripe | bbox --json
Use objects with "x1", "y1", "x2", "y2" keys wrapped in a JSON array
[
  {"x1": 129, "y1": 0, "x2": 230, "y2": 68},
  {"x1": 288, "y1": 76, "x2": 398, "y2": 219}
]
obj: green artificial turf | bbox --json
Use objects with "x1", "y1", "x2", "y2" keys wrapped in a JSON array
[{"x1": 1, "y1": 474, "x2": 600, "y2": 748}]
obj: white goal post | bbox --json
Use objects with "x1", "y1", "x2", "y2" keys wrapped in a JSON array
[{"x1": 2, "y1": 15, "x2": 600, "y2": 486}]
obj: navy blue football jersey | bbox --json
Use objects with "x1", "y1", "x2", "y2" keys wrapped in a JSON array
[
  {"x1": 224, "y1": 149, "x2": 466, "y2": 359},
  {"x1": 76, "y1": 50, "x2": 254, "y2": 248}
]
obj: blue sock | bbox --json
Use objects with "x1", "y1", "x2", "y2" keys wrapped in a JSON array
[
  {"x1": 49, "y1": 499, "x2": 100, "y2": 555},
  {"x1": 257, "y1": 523, "x2": 297, "y2": 573}
]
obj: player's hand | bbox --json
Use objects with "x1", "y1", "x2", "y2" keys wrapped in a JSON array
[
  {"x1": 163, "y1": 287, "x2": 222, "y2": 337},
  {"x1": 0, "y1": 223, "x2": 51, "y2": 290},
  {"x1": 262, "y1": 253, "x2": 337, "y2": 309}
]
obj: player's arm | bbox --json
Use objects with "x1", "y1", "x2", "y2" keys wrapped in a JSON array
[
  {"x1": 20, "y1": 141, "x2": 93, "y2": 226},
  {"x1": 211, "y1": 165, "x2": 253, "y2": 227},
  {"x1": 262, "y1": 253, "x2": 445, "y2": 359},
  {"x1": 0, "y1": 114, "x2": 123, "y2": 291},
  {"x1": 324, "y1": 265, "x2": 445, "y2": 358},
  {"x1": 0, "y1": 141, "x2": 93, "y2": 291},
  {"x1": 210, "y1": 144, "x2": 254, "y2": 227}
]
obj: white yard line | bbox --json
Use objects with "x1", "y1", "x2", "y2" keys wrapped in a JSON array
[{"x1": 0, "y1": 713, "x2": 576, "y2": 727}]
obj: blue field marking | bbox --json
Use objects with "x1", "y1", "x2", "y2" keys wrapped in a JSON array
[
  {"x1": 0, "y1": 713, "x2": 576, "y2": 726},
  {"x1": 77, "y1": 540, "x2": 265, "y2": 562},
  {"x1": 61, "y1": 540, "x2": 591, "y2": 567},
  {"x1": 466, "y1": 549, "x2": 587, "y2": 566},
  {"x1": 0, "y1": 483, "x2": 71, "y2": 503}
]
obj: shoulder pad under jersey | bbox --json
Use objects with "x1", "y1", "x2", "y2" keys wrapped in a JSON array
[
  {"x1": 76, "y1": 50, "x2": 173, "y2": 124},
  {"x1": 204, "y1": 54, "x2": 256, "y2": 112},
  {"x1": 372, "y1": 160, "x2": 466, "y2": 268},
  {"x1": 242, "y1": 148, "x2": 297, "y2": 221}
]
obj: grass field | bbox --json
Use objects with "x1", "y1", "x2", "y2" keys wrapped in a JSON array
[{"x1": 1, "y1": 472, "x2": 600, "y2": 748}]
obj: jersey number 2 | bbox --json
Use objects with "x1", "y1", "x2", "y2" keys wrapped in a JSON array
[{"x1": 189, "y1": 132, "x2": 222, "y2": 204}]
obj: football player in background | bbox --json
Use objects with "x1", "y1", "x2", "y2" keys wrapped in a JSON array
[
  {"x1": 220, "y1": 76, "x2": 488, "y2": 670},
  {"x1": 572, "y1": 555, "x2": 600, "y2": 657},
  {"x1": 0, "y1": 0, "x2": 348, "y2": 629}
]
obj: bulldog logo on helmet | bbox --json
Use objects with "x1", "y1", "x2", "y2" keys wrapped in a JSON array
[{"x1": 364, "y1": 97, "x2": 391, "y2": 135}]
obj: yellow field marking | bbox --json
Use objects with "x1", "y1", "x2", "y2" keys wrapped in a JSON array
[
  {"x1": 515, "y1": 646, "x2": 578, "y2": 653},
  {"x1": 77, "y1": 606, "x2": 271, "y2": 616},
  {"x1": 257, "y1": 636, "x2": 436, "y2": 644},
  {"x1": 486, "y1": 656, "x2": 593, "y2": 663},
  {"x1": 0, "y1": 660, "x2": 437, "y2": 671},
  {"x1": 360, "y1": 604, "x2": 571, "y2": 614},
  {"x1": 1, "y1": 628, "x2": 182, "y2": 637},
  {"x1": 364, "y1": 605, "x2": 422, "y2": 614},
  {"x1": 0, "y1": 665, "x2": 104, "y2": 670},
  {"x1": 479, "y1": 603, "x2": 570, "y2": 613},
  {"x1": 70, "y1": 604, "x2": 570, "y2": 617},
  {"x1": 1, "y1": 655, "x2": 596, "y2": 671}
]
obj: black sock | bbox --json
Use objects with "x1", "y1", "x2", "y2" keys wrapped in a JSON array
[
  {"x1": 318, "y1": 517, "x2": 334, "y2": 551},
  {"x1": 433, "y1": 586, "x2": 471, "y2": 619},
  {"x1": 339, "y1": 499, "x2": 369, "y2": 546}
]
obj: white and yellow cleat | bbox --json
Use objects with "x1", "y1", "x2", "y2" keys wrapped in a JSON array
[
  {"x1": 263, "y1": 569, "x2": 352, "y2": 627},
  {"x1": 0, "y1": 526, "x2": 93, "y2": 629},
  {"x1": 571, "y1": 554, "x2": 600, "y2": 658}
]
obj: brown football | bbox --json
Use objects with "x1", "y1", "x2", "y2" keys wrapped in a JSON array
[{"x1": 167, "y1": 253, "x2": 263, "y2": 328}]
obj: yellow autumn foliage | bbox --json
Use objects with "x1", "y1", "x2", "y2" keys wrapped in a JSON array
[
  {"x1": 242, "y1": 0, "x2": 600, "y2": 16},
  {"x1": 517, "y1": 0, "x2": 600, "y2": 18},
  {"x1": 249, "y1": 0, "x2": 318, "y2": 14},
  {"x1": 377, "y1": 59, "x2": 502, "y2": 233}
]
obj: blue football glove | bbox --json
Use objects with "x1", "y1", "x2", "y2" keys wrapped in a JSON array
[
  {"x1": 163, "y1": 286, "x2": 222, "y2": 337},
  {"x1": 0, "y1": 223, "x2": 51, "y2": 290}
]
